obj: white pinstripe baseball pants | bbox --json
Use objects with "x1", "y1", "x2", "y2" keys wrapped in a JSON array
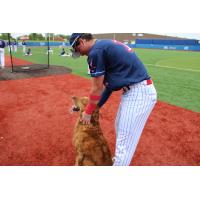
[
  {"x1": 0, "y1": 48, "x2": 5, "y2": 68},
  {"x1": 113, "y1": 80, "x2": 157, "y2": 166}
]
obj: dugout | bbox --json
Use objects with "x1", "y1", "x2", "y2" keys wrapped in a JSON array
[{"x1": 7, "y1": 33, "x2": 50, "y2": 72}]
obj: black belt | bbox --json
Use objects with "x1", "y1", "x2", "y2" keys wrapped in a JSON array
[
  {"x1": 122, "y1": 79, "x2": 153, "y2": 93},
  {"x1": 122, "y1": 85, "x2": 130, "y2": 93}
]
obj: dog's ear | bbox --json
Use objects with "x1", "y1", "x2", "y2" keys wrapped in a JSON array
[
  {"x1": 72, "y1": 96, "x2": 77, "y2": 100},
  {"x1": 72, "y1": 96, "x2": 78, "y2": 105},
  {"x1": 80, "y1": 97, "x2": 89, "y2": 106},
  {"x1": 71, "y1": 96, "x2": 81, "y2": 111},
  {"x1": 77, "y1": 97, "x2": 88, "y2": 111}
]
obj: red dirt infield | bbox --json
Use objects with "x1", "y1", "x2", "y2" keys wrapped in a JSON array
[
  {"x1": 0, "y1": 74, "x2": 200, "y2": 166},
  {"x1": 5, "y1": 55, "x2": 33, "y2": 66}
]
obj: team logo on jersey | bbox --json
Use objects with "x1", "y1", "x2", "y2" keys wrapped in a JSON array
[
  {"x1": 89, "y1": 59, "x2": 96, "y2": 73},
  {"x1": 113, "y1": 40, "x2": 132, "y2": 52}
]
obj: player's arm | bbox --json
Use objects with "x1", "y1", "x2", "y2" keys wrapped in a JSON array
[
  {"x1": 91, "y1": 75, "x2": 104, "y2": 96},
  {"x1": 80, "y1": 75, "x2": 104, "y2": 124},
  {"x1": 90, "y1": 74, "x2": 112, "y2": 108},
  {"x1": 81, "y1": 50, "x2": 106, "y2": 124},
  {"x1": 97, "y1": 88, "x2": 112, "y2": 108}
]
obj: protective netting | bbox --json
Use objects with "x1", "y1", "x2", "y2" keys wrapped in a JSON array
[{"x1": 7, "y1": 33, "x2": 50, "y2": 72}]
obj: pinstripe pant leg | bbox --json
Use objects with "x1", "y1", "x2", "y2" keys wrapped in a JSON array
[
  {"x1": 0, "y1": 48, "x2": 4, "y2": 67},
  {"x1": 113, "y1": 83, "x2": 157, "y2": 166}
]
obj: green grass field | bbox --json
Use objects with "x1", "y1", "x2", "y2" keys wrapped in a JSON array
[{"x1": 6, "y1": 47, "x2": 200, "y2": 112}]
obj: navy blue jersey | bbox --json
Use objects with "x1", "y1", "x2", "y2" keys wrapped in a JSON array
[
  {"x1": 0, "y1": 40, "x2": 6, "y2": 48},
  {"x1": 88, "y1": 39, "x2": 150, "y2": 91},
  {"x1": 60, "y1": 49, "x2": 65, "y2": 55},
  {"x1": 22, "y1": 41, "x2": 27, "y2": 45}
]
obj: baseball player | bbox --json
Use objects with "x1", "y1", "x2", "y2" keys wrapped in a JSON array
[
  {"x1": 25, "y1": 48, "x2": 32, "y2": 56},
  {"x1": 59, "y1": 48, "x2": 66, "y2": 56},
  {"x1": 46, "y1": 46, "x2": 53, "y2": 54},
  {"x1": 0, "y1": 39, "x2": 6, "y2": 69},
  {"x1": 87, "y1": 65, "x2": 90, "y2": 75},
  {"x1": 7, "y1": 40, "x2": 13, "y2": 53},
  {"x1": 69, "y1": 33, "x2": 157, "y2": 166},
  {"x1": 22, "y1": 40, "x2": 27, "y2": 54},
  {"x1": 13, "y1": 40, "x2": 18, "y2": 53}
]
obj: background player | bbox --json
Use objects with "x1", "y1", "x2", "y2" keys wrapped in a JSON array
[
  {"x1": 7, "y1": 40, "x2": 13, "y2": 53},
  {"x1": 59, "y1": 48, "x2": 66, "y2": 56},
  {"x1": 25, "y1": 48, "x2": 32, "y2": 56},
  {"x1": 0, "y1": 39, "x2": 6, "y2": 69},
  {"x1": 69, "y1": 33, "x2": 157, "y2": 166},
  {"x1": 13, "y1": 40, "x2": 18, "y2": 53},
  {"x1": 46, "y1": 46, "x2": 53, "y2": 54},
  {"x1": 22, "y1": 40, "x2": 27, "y2": 54}
]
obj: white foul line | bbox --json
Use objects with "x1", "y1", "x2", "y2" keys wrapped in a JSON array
[{"x1": 145, "y1": 63, "x2": 200, "y2": 72}]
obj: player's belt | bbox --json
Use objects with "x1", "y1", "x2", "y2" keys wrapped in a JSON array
[{"x1": 122, "y1": 79, "x2": 153, "y2": 93}]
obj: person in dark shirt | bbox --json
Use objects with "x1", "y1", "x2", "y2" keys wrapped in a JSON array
[
  {"x1": 25, "y1": 48, "x2": 32, "y2": 56},
  {"x1": 59, "y1": 48, "x2": 66, "y2": 56},
  {"x1": 69, "y1": 33, "x2": 157, "y2": 166}
]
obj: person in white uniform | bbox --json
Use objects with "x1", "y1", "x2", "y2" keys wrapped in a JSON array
[
  {"x1": 46, "y1": 46, "x2": 53, "y2": 54},
  {"x1": 0, "y1": 40, "x2": 6, "y2": 69},
  {"x1": 13, "y1": 40, "x2": 18, "y2": 53},
  {"x1": 22, "y1": 40, "x2": 27, "y2": 54},
  {"x1": 7, "y1": 40, "x2": 13, "y2": 53}
]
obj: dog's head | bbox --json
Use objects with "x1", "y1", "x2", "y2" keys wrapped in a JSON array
[
  {"x1": 71, "y1": 96, "x2": 99, "y2": 124},
  {"x1": 71, "y1": 96, "x2": 89, "y2": 112}
]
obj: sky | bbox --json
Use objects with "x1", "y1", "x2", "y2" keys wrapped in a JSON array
[
  {"x1": 1, "y1": 33, "x2": 200, "y2": 40},
  {"x1": 158, "y1": 33, "x2": 200, "y2": 40},
  {"x1": 8, "y1": 33, "x2": 200, "y2": 40}
]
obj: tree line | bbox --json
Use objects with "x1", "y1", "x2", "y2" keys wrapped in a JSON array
[{"x1": 0, "y1": 33, "x2": 70, "y2": 41}]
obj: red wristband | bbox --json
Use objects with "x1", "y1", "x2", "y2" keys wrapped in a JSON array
[
  {"x1": 89, "y1": 94, "x2": 101, "y2": 101},
  {"x1": 85, "y1": 102, "x2": 96, "y2": 115}
]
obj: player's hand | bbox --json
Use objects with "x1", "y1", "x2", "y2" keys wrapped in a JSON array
[{"x1": 80, "y1": 112, "x2": 91, "y2": 124}]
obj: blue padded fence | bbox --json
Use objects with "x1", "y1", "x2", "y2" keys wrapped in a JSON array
[
  {"x1": 22, "y1": 42, "x2": 70, "y2": 46},
  {"x1": 136, "y1": 39, "x2": 200, "y2": 46},
  {"x1": 21, "y1": 41, "x2": 200, "y2": 51},
  {"x1": 128, "y1": 39, "x2": 200, "y2": 51},
  {"x1": 128, "y1": 44, "x2": 200, "y2": 51}
]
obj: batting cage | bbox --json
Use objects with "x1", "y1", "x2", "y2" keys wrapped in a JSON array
[{"x1": 7, "y1": 33, "x2": 50, "y2": 72}]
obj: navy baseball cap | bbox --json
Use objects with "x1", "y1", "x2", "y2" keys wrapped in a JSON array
[{"x1": 69, "y1": 33, "x2": 84, "y2": 48}]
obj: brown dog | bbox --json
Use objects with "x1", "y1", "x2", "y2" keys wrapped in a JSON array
[{"x1": 71, "y1": 96, "x2": 113, "y2": 166}]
